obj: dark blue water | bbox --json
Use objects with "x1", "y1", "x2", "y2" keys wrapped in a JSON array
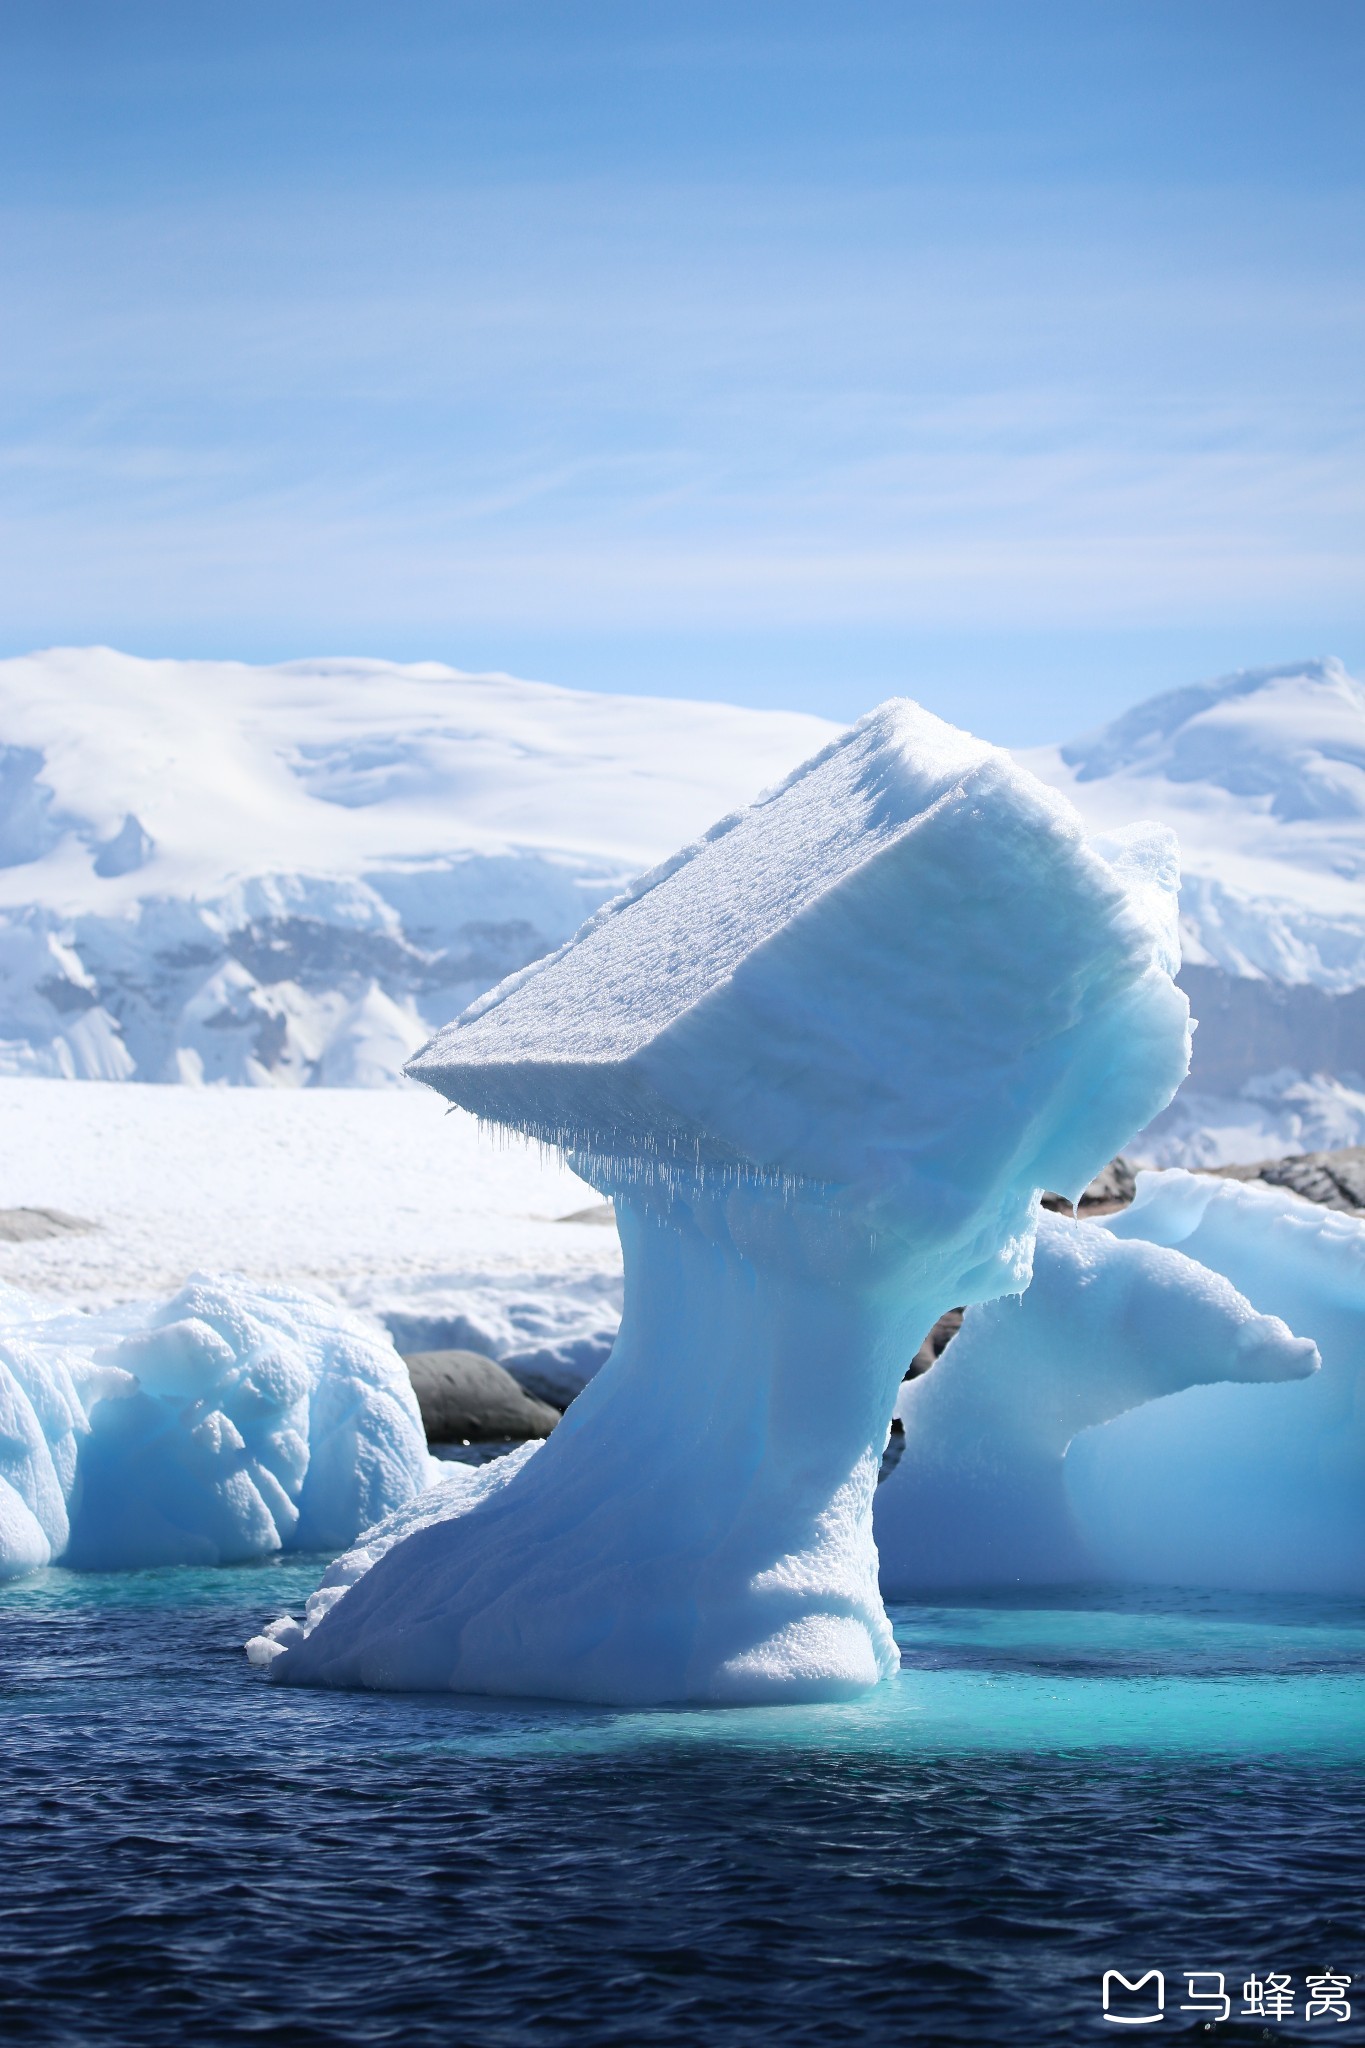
[{"x1": 2, "y1": 1565, "x2": 1363, "y2": 2047}]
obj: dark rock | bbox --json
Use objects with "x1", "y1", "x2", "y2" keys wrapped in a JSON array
[
  {"x1": 36, "y1": 976, "x2": 98, "y2": 1015},
  {"x1": 1203, "y1": 1144, "x2": 1365, "y2": 1214},
  {"x1": 877, "y1": 1415, "x2": 906, "y2": 1485},
  {"x1": 1041, "y1": 1155, "x2": 1136, "y2": 1218},
  {"x1": 402, "y1": 1349, "x2": 561, "y2": 1444},
  {"x1": 0, "y1": 1206, "x2": 97, "y2": 1242},
  {"x1": 1078, "y1": 1155, "x2": 1138, "y2": 1212},
  {"x1": 905, "y1": 1307, "x2": 963, "y2": 1380}
]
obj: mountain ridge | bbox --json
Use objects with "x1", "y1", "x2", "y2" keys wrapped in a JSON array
[
  {"x1": 1021, "y1": 656, "x2": 1365, "y2": 1161},
  {"x1": 0, "y1": 647, "x2": 835, "y2": 1087},
  {"x1": 1, "y1": 647, "x2": 1361, "y2": 1163}
]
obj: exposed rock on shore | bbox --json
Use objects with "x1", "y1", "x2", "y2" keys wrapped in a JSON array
[
  {"x1": 0, "y1": 1207, "x2": 97, "y2": 1243},
  {"x1": 1206, "y1": 1145, "x2": 1365, "y2": 1214},
  {"x1": 403, "y1": 1348, "x2": 561, "y2": 1444}
]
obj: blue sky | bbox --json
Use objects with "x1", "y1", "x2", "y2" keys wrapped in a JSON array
[{"x1": 0, "y1": 0, "x2": 1361, "y2": 739}]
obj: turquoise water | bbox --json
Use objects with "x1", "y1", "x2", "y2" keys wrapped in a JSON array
[{"x1": 1, "y1": 1565, "x2": 1362, "y2": 2043}]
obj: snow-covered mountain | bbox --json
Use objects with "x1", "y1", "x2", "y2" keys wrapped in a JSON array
[
  {"x1": 2, "y1": 646, "x2": 1362, "y2": 1165},
  {"x1": 1021, "y1": 657, "x2": 1365, "y2": 1161},
  {"x1": 0, "y1": 648, "x2": 835, "y2": 1087}
]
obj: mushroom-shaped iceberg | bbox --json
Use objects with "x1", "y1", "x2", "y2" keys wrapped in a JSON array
[{"x1": 267, "y1": 700, "x2": 1191, "y2": 1704}]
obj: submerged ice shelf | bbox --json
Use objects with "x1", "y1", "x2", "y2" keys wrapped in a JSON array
[{"x1": 263, "y1": 699, "x2": 1190, "y2": 1705}]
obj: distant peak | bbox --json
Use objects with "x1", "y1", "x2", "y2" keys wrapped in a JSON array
[
  {"x1": 93, "y1": 812, "x2": 156, "y2": 879},
  {"x1": 1058, "y1": 659, "x2": 1365, "y2": 821}
]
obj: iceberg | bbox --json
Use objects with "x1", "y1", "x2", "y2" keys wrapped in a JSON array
[
  {"x1": 267, "y1": 699, "x2": 1190, "y2": 1705},
  {"x1": 0, "y1": 1276, "x2": 432, "y2": 1575},
  {"x1": 874, "y1": 1210, "x2": 1318, "y2": 1592},
  {"x1": 1065, "y1": 1172, "x2": 1365, "y2": 1593}
]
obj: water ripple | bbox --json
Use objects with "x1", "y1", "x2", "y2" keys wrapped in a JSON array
[{"x1": 0, "y1": 1568, "x2": 1362, "y2": 2044}]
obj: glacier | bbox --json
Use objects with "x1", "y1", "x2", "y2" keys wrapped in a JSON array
[
  {"x1": 264, "y1": 699, "x2": 1190, "y2": 1705},
  {"x1": 874, "y1": 1209, "x2": 1319, "y2": 1593},
  {"x1": 0, "y1": 1275, "x2": 434, "y2": 1576}
]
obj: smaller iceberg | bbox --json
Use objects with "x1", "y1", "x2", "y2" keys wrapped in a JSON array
[
  {"x1": 1067, "y1": 1172, "x2": 1365, "y2": 1593},
  {"x1": 0, "y1": 1276, "x2": 433, "y2": 1575},
  {"x1": 874, "y1": 1210, "x2": 1318, "y2": 1592}
]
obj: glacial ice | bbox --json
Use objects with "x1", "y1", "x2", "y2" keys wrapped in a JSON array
[
  {"x1": 267, "y1": 698, "x2": 1190, "y2": 1705},
  {"x1": 1066, "y1": 1171, "x2": 1365, "y2": 1593},
  {"x1": 0, "y1": 1276, "x2": 432, "y2": 1575},
  {"x1": 874, "y1": 1210, "x2": 1319, "y2": 1593}
]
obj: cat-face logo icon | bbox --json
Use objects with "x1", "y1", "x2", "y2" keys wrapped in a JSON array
[{"x1": 1102, "y1": 1970, "x2": 1165, "y2": 2025}]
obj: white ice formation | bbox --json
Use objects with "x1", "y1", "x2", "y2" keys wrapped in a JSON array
[
  {"x1": 874, "y1": 1208, "x2": 1319, "y2": 1593},
  {"x1": 1066, "y1": 1172, "x2": 1365, "y2": 1593},
  {"x1": 0, "y1": 1276, "x2": 433, "y2": 1575},
  {"x1": 265, "y1": 699, "x2": 1190, "y2": 1705}
]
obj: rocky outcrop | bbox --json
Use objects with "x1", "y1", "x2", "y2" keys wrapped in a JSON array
[
  {"x1": 906, "y1": 1308, "x2": 963, "y2": 1381},
  {"x1": 1042, "y1": 1155, "x2": 1137, "y2": 1218},
  {"x1": 1207, "y1": 1145, "x2": 1365, "y2": 1214},
  {"x1": 402, "y1": 1348, "x2": 560, "y2": 1444}
]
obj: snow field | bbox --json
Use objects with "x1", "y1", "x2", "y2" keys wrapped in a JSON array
[{"x1": 0, "y1": 1078, "x2": 624, "y2": 1387}]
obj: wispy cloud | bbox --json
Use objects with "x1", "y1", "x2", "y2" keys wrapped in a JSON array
[{"x1": 0, "y1": 6, "x2": 1360, "y2": 725}]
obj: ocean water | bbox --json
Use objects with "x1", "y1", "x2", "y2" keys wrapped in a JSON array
[{"x1": 1, "y1": 1566, "x2": 1362, "y2": 2046}]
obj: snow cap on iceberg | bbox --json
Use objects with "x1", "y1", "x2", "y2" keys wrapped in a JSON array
[{"x1": 408, "y1": 699, "x2": 1189, "y2": 1209}]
